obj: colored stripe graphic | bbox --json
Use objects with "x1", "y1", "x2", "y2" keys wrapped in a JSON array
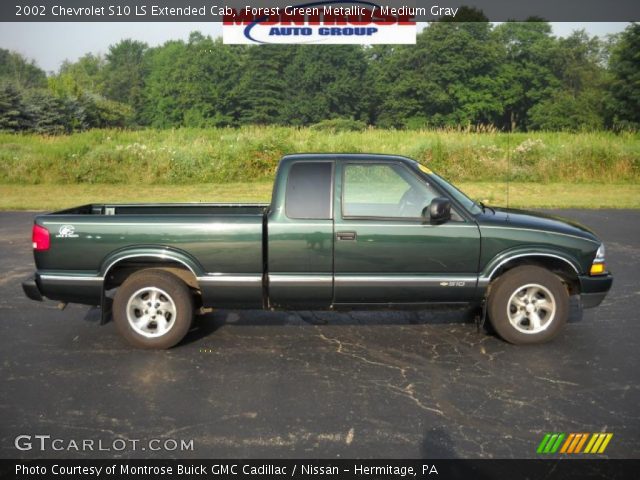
[
  {"x1": 550, "y1": 433, "x2": 565, "y2": 453},
  {"x1": 537, "y1": 434, "x2": 552, "y2": 454},
  {"x1": 569, "y1": 433, "x2": 588, "y2": 453},
  {"x1": 541, "y1": 433, "x2": 613, "y2": 454},
  {"x1": 597, "y1": 433, "x2": 614, "y2": 453},
  {"x1": 574, "y1": 433, "x2": 589, "y2": 453},
  {"x1": 560, "y1": 433, "x2": 575, "y2": 453},
  {"x1": 584, "y1": 433, "x2": 614, "y2": 453},
  {"x1": 537, "y1": 433, "x2": 565, "y2": 454},
  {"x1": 544, "y1": 434, "x2": 558, "y2": 453}
]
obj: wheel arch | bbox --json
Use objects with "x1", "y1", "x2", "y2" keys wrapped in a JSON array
[
  {"x1": 481, "y1": 250, "x2": 582, "y2": 295},
  {"x1": 101, "y1": 248, "x2": 204, "y2": 292}
]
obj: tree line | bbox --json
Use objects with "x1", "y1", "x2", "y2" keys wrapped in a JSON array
[{"x1": 1, "y1": 16, "x2": 639, "y2": 134}]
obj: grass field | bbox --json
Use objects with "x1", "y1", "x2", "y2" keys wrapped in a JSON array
[
  {"x1": 1, "y1": 182, "x2": 638, "y2": 211},
  {"x1": 1, "y1": 127, "x2": 638, "y2": 210},
  {"x1": 1, "y1": 127, "x2": 638, "y2": 185}
]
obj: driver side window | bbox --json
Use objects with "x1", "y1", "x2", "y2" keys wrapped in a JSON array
[{"x1": 342, "y1": 163, "x2": 438, "y2": 218}]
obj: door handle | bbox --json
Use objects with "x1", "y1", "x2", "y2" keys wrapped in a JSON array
[{"x1": 336, "y1": 231, "x2": 357, "y2": 241}]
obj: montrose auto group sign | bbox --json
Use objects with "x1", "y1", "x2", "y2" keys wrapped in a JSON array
[{"x1": 221, "y1": 1, "x2": 453, "y2": 44}]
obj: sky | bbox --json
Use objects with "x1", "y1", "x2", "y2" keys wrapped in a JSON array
[{"x1": 0, "y1": 22, "x2": 629, "y2": 73}]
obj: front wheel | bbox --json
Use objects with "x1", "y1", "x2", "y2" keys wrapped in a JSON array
[
  {"x1": 113, "y1": 269, "x2": 194, "y2": 349},
  {"x1": 487, "y1": 266, "x2": 569, "y2": 345}
]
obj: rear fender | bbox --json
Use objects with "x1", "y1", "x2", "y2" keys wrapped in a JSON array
[{"x1": 100, "y1": 247, "x2": 206, "y2": 279}]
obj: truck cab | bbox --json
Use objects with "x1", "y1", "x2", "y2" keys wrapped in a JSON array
[{"x1": 267, "y1": 154, "x2": 481, "y2": 308}]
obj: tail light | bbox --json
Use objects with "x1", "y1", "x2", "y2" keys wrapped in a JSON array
[{"x1": 32, "y1": 224, "x2": 50, "y2": 251}]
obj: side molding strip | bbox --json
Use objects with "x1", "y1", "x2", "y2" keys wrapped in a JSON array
[
  {"x1": 269, "y1": 275, "x2": 332, "y2": 288},
  {"x1": 335, "y1": 276, "x2": 477, "y2": 287},
  {"x1": 198, "y1": 275, "x2": 262, "y2": 287},
  {"x1": 40, "y1": 275, "x2": 104, "y2": 282}
]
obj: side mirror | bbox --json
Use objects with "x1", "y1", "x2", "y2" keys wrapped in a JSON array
[{"x1": 423, "y1": 197, "x2": 451, "y2": 224}]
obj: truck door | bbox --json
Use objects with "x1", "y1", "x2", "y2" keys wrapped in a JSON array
[
  {"x1": 267, "y1": 160, "x2": 334, "y2": 308},
  {"x1": 333, "y1": 160, "x2": 480, "y2": 305}
]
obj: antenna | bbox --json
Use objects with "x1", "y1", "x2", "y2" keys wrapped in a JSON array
[{"x1": 506, "y1": 130, "x2": 510, "y2": 213}]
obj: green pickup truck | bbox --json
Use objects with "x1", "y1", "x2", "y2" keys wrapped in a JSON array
[{"x1": 23, "y1": 154, "x2": 612, "y2": 348}]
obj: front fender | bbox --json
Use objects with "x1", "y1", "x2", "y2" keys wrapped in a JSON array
[{"x1": 478, "y1": 247, "x2": 582, "y2": 286}]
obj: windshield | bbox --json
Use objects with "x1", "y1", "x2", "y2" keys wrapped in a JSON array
[{"x1": 429, "y1": 173, "x2": 482, "y2": 215}]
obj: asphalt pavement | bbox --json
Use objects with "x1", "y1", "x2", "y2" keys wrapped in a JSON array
[{"x1": 0, "y1": 210, "x2": 638, "y2": 459}]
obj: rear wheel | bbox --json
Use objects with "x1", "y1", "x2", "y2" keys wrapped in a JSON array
[
  {"x1": 113, "y1": 269, "x2": 193, "y2": 349},
  {"x1": 487, "y1": 265, "x2": 569, "y2": 345}
]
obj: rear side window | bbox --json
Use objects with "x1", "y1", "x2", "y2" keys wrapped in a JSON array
[{"x1": 285, "y1": 162, "x2": 333, "y2": 219}]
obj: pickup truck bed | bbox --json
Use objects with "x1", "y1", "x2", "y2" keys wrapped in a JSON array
[
  {"x1": 59, "y1": 203, "x2": 269, "y2": 216},
  {"x1": 33, "y1": 203, "x2": 270, "y2": 309}
]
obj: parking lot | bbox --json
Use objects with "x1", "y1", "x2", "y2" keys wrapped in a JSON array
[{"x1": 1, "y1": 210, "x2": 638, "y2": 459}]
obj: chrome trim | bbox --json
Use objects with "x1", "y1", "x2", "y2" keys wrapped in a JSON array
[
  {"x1": 269, "y1": 274, "x2": 332, "y2": 288},
  {"x1": 338, "y1": 224, "x2": 476, "y2": 228},
  {"x1": 480, "y1": 226, "x2": 600, "y2": 244},
  {"x1": 198, "y1": 274, "x2": 262, "y2": 286},
  {"x1": 43, "y1": 222, "x2": 262, "y2": 227},
  {"x1": 39, "y1": 274, "x2": 104, "y2": 282},
  {"x1": 269, "y1": 223, "x2": 334, "y2": 228},
  {"x1": 479, "y1": 253, "x2": 580, "y2": 286},
  {"x1": 334, "y1": 275, "x2": 477, "y2": 287},
  {"x1": 102, "y1": 253, "x2": 199, "y2": 278}
]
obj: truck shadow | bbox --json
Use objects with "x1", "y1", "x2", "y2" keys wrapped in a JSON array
[
  {"x1": 178, "y1": 296, "x2": 583, "y2": 346},
  {"x1": 82, "y1": 297, "x2": 582, "y2": 346}
]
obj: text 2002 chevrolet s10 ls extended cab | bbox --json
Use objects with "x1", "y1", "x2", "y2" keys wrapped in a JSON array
[{"x1": 22, "y1": 154, "x2": 612, "y2": 348}]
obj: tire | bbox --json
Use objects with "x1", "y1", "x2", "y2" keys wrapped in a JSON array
[
  {"x1": 487, "y1": 265, "x2": 569, "y2": 345},
  {"x1": 113, "y1": 269, "x2": 193, "y2": 349}
]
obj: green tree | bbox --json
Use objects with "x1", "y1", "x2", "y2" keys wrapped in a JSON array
[
  {"x1": 140, "y1": 40, "x2": 185, "y2": 127},
  {"x1": 179, "y1": 33, "x2": 241, "y2": 127},
  {"x1": 364, "y1": 44, "x2": 397, "y2": 125},
  {"x1": 49, "y1": 53, "x2": 105, "y2": 97},
  {"x1": 493, "y1": 21, "x2": 560, "y2": 130},
  {"x1": 78, "y1": 92, "x2": 132, "y2": 128},
  {"x1": 0, "y1": 49, "x2": 47, "y2": 89},
  {"x1": 528, "y1": 90, "x2": 604, "y2": 130},
  {"x1": 0, "y1": 82, "x2": 30, "y2": 131},
  {"x1": 283, "y1": 45, "x2": 370, "y2": 125},
  {"x1": 142, "y1": 33, "x2": 241, "y2": 127},
  {"x1": 234, "y1": 45, "x2": 296, "y2": 125},
  {"x1": 102, "y1": 39, "x2": 148, "y2": 121},
  {"x1": 377, "y1": 12, "x2": 503, "y2": 128},
  {"x1": 528, "y1": 30, "x2": 607, "y2": 131},
  {"x1": 22, "y1": 89, "x2": 74, "y2": 134},
  {"x1": 607, "y1": 23, "x2": 640, "y2": 130}
]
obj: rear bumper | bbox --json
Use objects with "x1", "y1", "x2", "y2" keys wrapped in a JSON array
[
  {"x1": 579, "y1": 274, "x2": 613, "y2": 309},
  {"x1": 22, "y1": 276, "x2": 43, "y2": 301},
  {"x1": 23, "y1": 272, "x2": 102, "y2": 305}
]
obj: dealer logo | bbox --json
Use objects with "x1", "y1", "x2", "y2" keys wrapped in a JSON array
[
  {"x1": 56, "y1": 225, "x2": 79, "y2": 238},
  {"x1": 223, "y1": 1, "x2": 417, "y2": 45}
]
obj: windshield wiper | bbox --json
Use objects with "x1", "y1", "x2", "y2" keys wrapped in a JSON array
[{"x1": 477, "y1": 201, "x2": 496, "y2": 214}]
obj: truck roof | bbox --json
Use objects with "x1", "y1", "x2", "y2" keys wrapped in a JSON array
[{"x1": 281, "y1": 153, "x2": 419, "y2": 165}]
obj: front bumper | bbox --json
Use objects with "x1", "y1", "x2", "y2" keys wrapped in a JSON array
[
  {"x1": 579, "y1": 274, "x2": 613, "y2": 309},
  {"x1": 22, "y1": 276, "x2": 43, "y2": 301}
]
